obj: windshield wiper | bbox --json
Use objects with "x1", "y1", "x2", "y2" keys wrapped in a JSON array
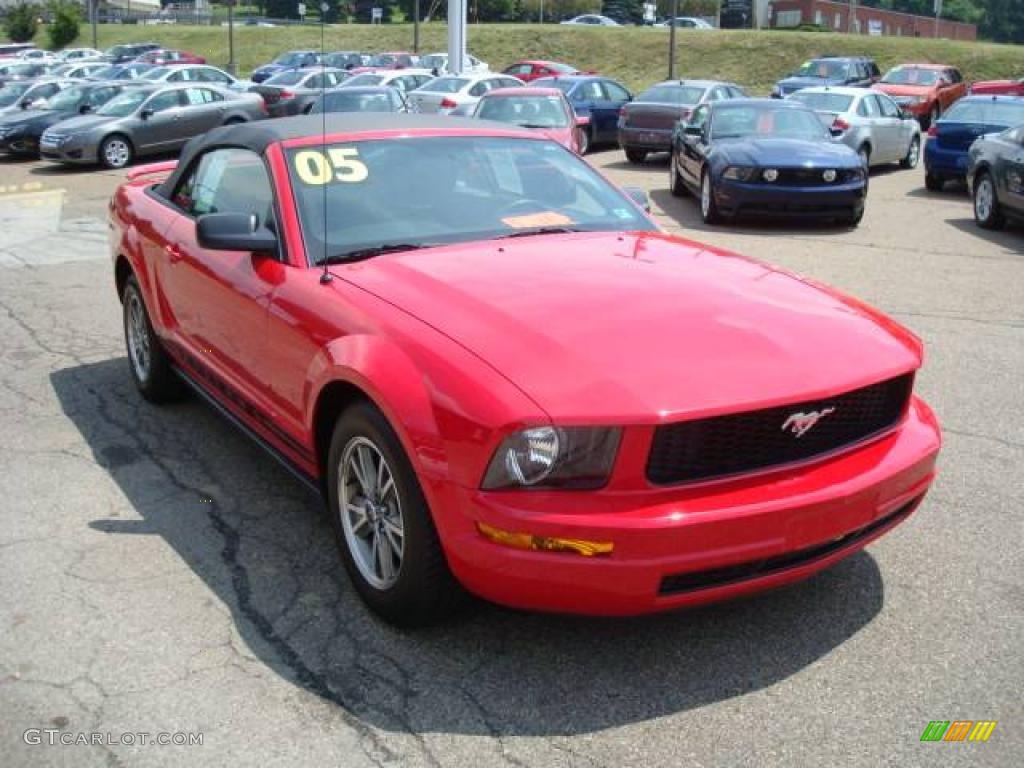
[
  {"x1": 495, "y1": 226, "x2": 586, "y2": 239},
  {"x1": 321, "y1": 242, "x2": 436, "y2": 264}
]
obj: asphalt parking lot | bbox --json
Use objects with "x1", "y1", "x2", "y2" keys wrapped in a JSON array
[{"x1": 1, "y1": 148, "x2": 1021, "y2": 767}]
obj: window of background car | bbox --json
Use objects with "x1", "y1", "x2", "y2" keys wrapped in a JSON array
[
  {"x1": 505, "y1": 64, "x2": 532, "y2": 76},
  {"x1": 711, "y1": 105, "x2": 827, "y2": 140},
  {"x1": 285, "y1": 136, "x2": 655, "y2": 263},
  {"x1": 314, "y1": 91, "x2": 395, "y2": 113},
  {"x1": 882, "y1": 67, "x2": 939, "y2": 86},
  {"x1": 344, "y1": 74, "x2": 384, "y2": 87},
  {"x1": 790, "y1": 91, "x2": 854, "y2": 113},
  {"x1": 144, "y1": 90, "x2": 183, "y2": 114},
  {"x1": 418, "y1": 77, "x2": 472, "y2": 94},
  {"x1": 42, "y1": 85, "x2": 88, "y2": 111},
  {"x1": 604, "y1": 82, "x2": 630, "y2": 101},
  {"x1": 944, "y1": 100, "x2": 1024, "y2": 125},
  {"x1": 96, "y1": 88, "x2": 151, "y2": 117},
  {"x1": 857, "y1": 96, "x2": 879, "y2": 117},
  {"x1": 477, "y1": 95, "x2": 569, "y2": 127},
  {"x1": 876, "y1": 95, "x2": 901, "y2": 118},
  {"x1": 172, "y1": 148, "x2": 274, "y2": 225},
  {"x1": 796, "y1": 60, "x2": 848, "y2": 80},
  {"x1": 273, "y1": 53, "x2": 308, "y2": 67},
  {"x1": 579, "y1": 81, "x2": 605, "y2": 100},
  {"x1": 266, "y1": 70, "x2": 305, "y2": 86},
  {"x1": 142, "y1": 67, "x2": 170, "y2": 81},
  {"x1": 184, "y1": 88, "x2": 221, "y2": 105},
  {"x1": 197, "y1": 69, "x2": 231, "y2": 84},
  {"x1": 0, "y1": 83, "x2": 31, "y2": 107}
]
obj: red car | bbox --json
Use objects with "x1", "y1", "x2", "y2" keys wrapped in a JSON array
[
  {"x1": 970, "y1": 77, "x2": 1024, "y2": 97},
  {"x1": 471, "y1": 87, "x2": 589, "y2": 153},
  {"x1": 133, "y1": 48, "x2": 206, "y2": 66},
  {"x1": 873, "y1": 63, "x2": 967, "y2": 127},
  {"x1": 503, "y1": 60, "x2": 581, "y2": 83},
  {"x1": 109, "y1": 115, "x2": 941, "y2": 626}
]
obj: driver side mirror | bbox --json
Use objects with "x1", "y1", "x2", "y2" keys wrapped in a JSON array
[
  {"x1": 79, "y1": 104, "x2": 92, "y2": 114},
  {"x1": 139, "y1": 108, "x2": 153, "y2": 120},
  {"x1": 196, "y1": 213, "x2": 278, "y2": 254},
  {"x1": 575, "y1": 115, "x2": 590, "y2": 127},
  {"x1": 683, "y1": 124, "x2": 703, "y2": 137},
  {"x1": 19, "y1": 99, "x2": 32, "y2": 110}
]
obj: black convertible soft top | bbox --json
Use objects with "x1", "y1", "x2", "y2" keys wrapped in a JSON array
[{"x1": 156, "y1": 114, "x2": 530, "y2": 198}]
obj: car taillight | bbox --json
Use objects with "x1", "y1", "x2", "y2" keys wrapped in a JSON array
[
  {"x1": 279, "y1": 90, "x2": 295, "y2": 100},
  {"x1": 927, "y1": 124, "x2": 938, "y2": 137},
  {"x1": 832, "y1": 117, "x2": 850, "y2": 132},
  {"x1": 440, "y1": 97, "x2": 457, "y2": 109}
]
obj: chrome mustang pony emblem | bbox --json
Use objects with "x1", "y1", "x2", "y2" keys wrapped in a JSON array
[{"x1": 781, "y1": 407, "x2": 836, "y2": 438}]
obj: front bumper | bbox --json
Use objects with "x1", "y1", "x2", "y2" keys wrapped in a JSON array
[
  {"x1": 431, "y1": 396, "x2": 940, "y2": 616},
  {"x1": 714, "y1": 176, "x2": 866, "y2": 220},
  {"x1": 924, "y1": 141, "x2": 968, "y2": 180},
  {"x1": 0, "y1": 132, "x2": 38, "y2": 155},
  {"x1": 39, "y1": 137, "x2": 96, "y2": 165},
  {"x1": 618, "y1": 125, "x2": 673, "y2": 151}
]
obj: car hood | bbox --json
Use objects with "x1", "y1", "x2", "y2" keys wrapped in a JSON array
[
  {"x1": 334, "y1": 232, "x2": 921, "y2": 422},
  {"x1": 875, "y1": 83, "x2": 934, "y2": 97},
  {"x1": 0, "y1": 108, "x2": 68, "y2": 129},
  {"x1": 48, "y1": 113, "x2": 120, "y2": 134},
  {"x1": 715, "y1": 137, "x2": 859, "y2": 167}
]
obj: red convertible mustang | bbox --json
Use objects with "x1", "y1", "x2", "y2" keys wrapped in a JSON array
[{"x1": 109, "y1": 115, "x2": 941, "y2": 626}]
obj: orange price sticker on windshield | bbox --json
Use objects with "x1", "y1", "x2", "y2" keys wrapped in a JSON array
[{"x1": 501, "y1": 211, "x2": 574, "y2": 229}]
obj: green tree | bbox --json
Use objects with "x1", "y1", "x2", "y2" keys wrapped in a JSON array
[
  {"x1": 47, "y1": 3, "x2": 80, "y2": 50},
  {"x1": 3, "y1": 3, "x2": 38, "y2": 43}
]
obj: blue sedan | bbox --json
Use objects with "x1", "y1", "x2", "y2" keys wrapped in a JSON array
[
  {"x1": 668, "y1": 99, "x2": 867, "y2": 226},
  {"x1": 924, "y1": 95, "x2": 1024, "y2": 191},
  {"x1": 531, "y1": 74, "x2": 632, "y2": 153}
]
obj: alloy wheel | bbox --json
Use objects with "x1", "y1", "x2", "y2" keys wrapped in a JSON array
[
  {"x1": 104, "y1": 138, "x2": 130, "y2": 168},
  {"x1": 126, "y1": 290, "x2": 150, "y2": 382},
  {"x1": 701, "y1": 174, "x2": 711, "y2": 218},
  {"x1": 975, "y1": 176, "x2": 994, "y2": 221}
]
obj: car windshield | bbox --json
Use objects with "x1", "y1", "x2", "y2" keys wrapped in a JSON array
[
  {"x1": 419, "y1": 55, "x2": 445, "y2": 70},
  {"x1": 548, "y1": 62, "x2": 577, "y2": 74},
  {"x1": 97, "y1": 88, "x2": 150, "y2": 117},
  {"x1": 142, "y1": 66, "x2": 170, "y2": 80},
  {"x1": 477, "y1": 95, "x2": 569, "y2": 127},
  {"x1": 5, "y1": 63, "x2": 38, "y2": 76},
  {"x1": 369, "y1": 54, "x2": 401, "y2": 67},
  {"x1": 325, "y1": 53, "x2": 362, "y2": 68},
  {"x1": 43, "y1": 85, "x2": 87, "y2": 111},
  {"x1": 881, "y1": 67, "x2": 939, "y2": 86},
  {"x1": 788, "y1": 91, "x2": 854, "y2": 113},
  {"x1": 637, "y1": 85, "x2": 707, "y2": 104},
  {"x1": 712, "y1": 105, "x2": 828, "y2": 140},
  {"x1": 312, "y1": 91, "x2": 396, "y2": 113},
  {"x1": 266, "y1": 70, "x2": 306, "y2": 86},
  {"x1": 273, "y1": 53, "x2": 307, "y2": 67},
  {"x1": 795, "y1": 60, "x2": 849, "y2": 79},
  {"x1": 943, "y1": 99, "x2": 1024, "y2": 126},
  {"x1": 417, "y1": 77, "x2": 470, "y2": 94},
  {"x1": 0, "y1": 82, "x2": 31, "y2": 106},
  {"x1": 287, "y1": 136, "x2": 654, "y2": 263},
  {"x1": 344, "y1": 74, "x2": 384, "y2": 87}
]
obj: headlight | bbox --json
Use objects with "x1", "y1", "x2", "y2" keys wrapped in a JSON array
[
  {"x1": 722, "y1": 166, "x2": 757, "y2": 181},
  {"x1": 481, "y1": 426, "x2": 621, "y2": 490}
]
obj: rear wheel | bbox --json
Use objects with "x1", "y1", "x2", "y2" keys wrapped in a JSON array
[
  {"x1": 700, "y1": 169, "x2": 721, "y2": 225},
  {"x1": 973, "y1": 171, "x2": 1004, "y2": 230},
  {"x1": 625, "y1": 148, "x2": 647, "y2": 164},
  {"x1": 326, "y1": 402, "x2": 464, "y2": 627},
  {"x1": 925, "y1": 172, "x2": 944, "y2": 192},
  {"x1": 100, "y1": 134, "x2": 133, "y2": 170},
  {"x1": 669, "y1": 150, "x2": 686, "y2": 197},
  {"x1": 900, "y1": 135, "x2": 921, "y2": 170}
]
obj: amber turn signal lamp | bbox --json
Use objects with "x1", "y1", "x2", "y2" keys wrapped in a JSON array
[{"x1": 476, "y1": 522, "x2": 613, "y2": 557}]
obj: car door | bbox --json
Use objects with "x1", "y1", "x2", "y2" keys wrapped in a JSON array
[
  {"x1": 873, "y1": 93, "x2": 906, "y2": 162},
  {"x1": 679, "y1": 104, "x2": 711, "y2": 189},
  {"x1": 996, "y1": 127, "x2": 1024, "y2": 216},
  {"x1": 593, "y1": 80, "x2": 630, "y2": 142},
  {"x1": 941, "y1": 69, "x2": 966, "y2": 111},
  {"x1": 133, "y1": 89, "x2": 186, "y2": 152},
  {"x1": 181, "y1": 87, "x2": 227, "y2": 139},
  {"x1": 159, "y1": 147, "x2": 282, "y2": 415}
]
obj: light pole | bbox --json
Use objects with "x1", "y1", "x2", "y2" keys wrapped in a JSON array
[
  {"x1": 667, "y1": 0, "x2": 679, "y2": 79},
  {"x1": 91, "y1": 0, "x2": 98, "y2": 49},
  {"x1": 226, "y1": 0, "x2": 236, "y2": 75},
  {"x1": 414, "y1": 0, "x2": 420, "y2": 53}
]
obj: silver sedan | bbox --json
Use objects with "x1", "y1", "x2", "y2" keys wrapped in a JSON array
[
  {"x1": 788, "y1": 86, "x2": 921, "y2": 170},
  {"x1": 40, "y1": 83, "x2": 265, "y2": 169}
]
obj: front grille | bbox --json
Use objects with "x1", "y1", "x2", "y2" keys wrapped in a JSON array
[
  {"x1": 646, "y1": 374, "x2": 913, "y2": 485},
  {"x1": 770, "y1": 168, "x2": 862, "y2": 186},
  {"x1": 657, "y1": 497, "x2": 919, "y2": 596}
]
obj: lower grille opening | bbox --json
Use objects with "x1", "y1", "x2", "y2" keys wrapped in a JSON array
[{"x1": 657, "y1": 498, "x2": 920, "y2": 596}]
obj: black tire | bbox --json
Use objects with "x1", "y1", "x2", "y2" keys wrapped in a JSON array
[
  {"x1": 846, "y1": 206, "x2": 865, "y2": 227},
  {"x1": 700, "y1": 168, "x2": 721, "y2": 225},
  {"x1": 925, "y1": 172, "x2": 944, "y2": 192},
  {"x1": 669, "y1": 150, "x2": 687, "y2": 197},
  {"x1": 926, "y1": 104, "x2": 940, "y2": 130},
  {"x1": 223, "y1": 116, "x2": 246, "y2": 126},
  {"x1": 122, "y1": 275, "x2": 183, "y2": 403},
  {"x1": 972, "y1": 171, "x2": 1005, "y2": 230},
  {"x1": 326, "y1": 401, "x2": 465, "y2": 627},
  {"x1": 576, "y1": 126, "x2": 591, "y2": 156},
  {"x1": 900, "y1": 135, "x2": 921, "y2": 170},
  {"x1": 99, "y1": 134, "x2": 134, "y2": 170},
  {"x1": 625, "y1": 148, "x2": 647, "y2": 164}
]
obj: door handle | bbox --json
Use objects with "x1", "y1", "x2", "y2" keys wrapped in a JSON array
[{"x1": 165, "y1": 244, "x2": 184, "y2": 263}]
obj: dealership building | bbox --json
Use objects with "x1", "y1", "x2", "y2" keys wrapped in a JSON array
[{"x1": 762, "y1": 0, "x2": 977, "y2": 39}]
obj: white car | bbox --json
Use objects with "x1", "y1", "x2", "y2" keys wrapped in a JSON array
[
  {"x1": 655, "y1": 17, "x2": 715, "y2": 29},
  {"x1": 408, "y1": 73, "x2": 525, "y2": 115},
  {"x1": 54, "y1": 48, "x2": 104, "y2": 63},
  {"x1": 49, "y1": 62, "x2": 110, "y2": 80},
  {"x1": 138, "y1": 64, "x2": 251, "y2": 92},
  {"x1": 561, "y1": 14, "x2": 621, "y2": 26},
  {"x1": 16, "y1": 48, "x2": 55, "y2": 63},
  {"x1": 340, "y1": 69, "x2": 437, "y2": 94},
  {"x1": 417, "y1": 52, "x2": 489, "y2": 75}
]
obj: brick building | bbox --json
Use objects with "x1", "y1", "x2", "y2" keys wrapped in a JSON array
[{"x1": 767, "y1": 0, "x2": 977, "y2": 40}]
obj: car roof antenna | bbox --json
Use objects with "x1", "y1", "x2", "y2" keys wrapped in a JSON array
[{"x1": 318, "y1": 7, "x2": 332, "y2": 285}]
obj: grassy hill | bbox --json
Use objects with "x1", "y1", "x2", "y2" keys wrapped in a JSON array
[{"x1": 27, "y1": 23, "x2": 1024, "y2": 94}]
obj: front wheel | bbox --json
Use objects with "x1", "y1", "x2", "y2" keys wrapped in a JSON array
[
  {"x1": 973, "y1": 171, "x2": 1004, "y2": 230},
  {"x1": 100, "y1": 134, "x2": 133, "y2": 170},
  {"x1": 926, "y1": 104, "x2": 940, "y2": 130},
  {"x1": 326, "y1": 402, "x2": 464, "y2": 627},
  {"x1": 700, "y1": 169, "x2": 721, "y2": 224},
  {"x1": 576, "y1": 127, "x2": 590, "y2": 156},
  {"x1": 900, "y1": 135, "x2": 921, "y2": 170},
  {"x1": 625, "y1": 148, "x2": 647, "y2": 164},
  {"x1": 669, "y1": 150, "x2": 687, "y2": 197},
  {"x1": 925, "y1": 172, "x2": 944, "y2": 192},
  {"x1": 122, "y1": 275, "x2": 182, "y2": 402}
]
